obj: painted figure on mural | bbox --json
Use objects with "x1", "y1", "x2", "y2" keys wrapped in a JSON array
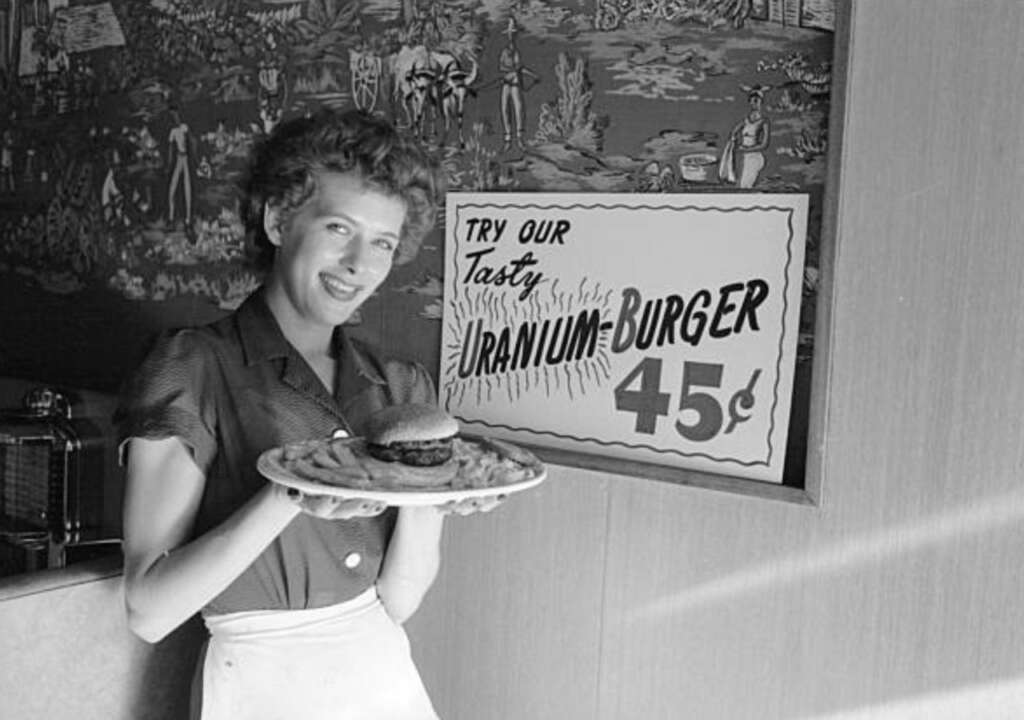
[
  {"x1": 258, "y1": 55, "x2": 284, "y2": 110},
  {"x1": 1, "y1": 130, "x2": 16, "y2": 193},
  {"x1": 498, "y1": 16, "x2": 540, "y2": 152},
  {"x1": 23, "y1": 145, "x2": 37, "y2": 186},
  {"x1": 408, "y1": 0, "x2": 447, "y2": 49},
  {"x1": 258, "y1": 54, "x2": 286, "y2": 135},
  {"x1": 258, "y1": 96, "x2": 283, "y2": 135},
  {"x1": 101, "y1": 145, "x2": 127, "y2": 226},
  {"x1": 129, "y1": 122, "x2": 162, "y2": 214},
  {"x1": 167, "y1": 108, "x2": 194, "y2": 227},
  {"x1": 211, "y1": 118, "x2": 231, "y2": 156},
  {"x1": 719, "y1": 85, "x2": 772, "y2": 188},
  {"x1": 349, "y1": 38, "x2": 383, "y2": 113}
]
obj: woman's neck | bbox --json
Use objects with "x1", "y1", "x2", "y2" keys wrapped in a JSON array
[{"x1": 263, "y1": 281, "x2": 334, "y2": 360}]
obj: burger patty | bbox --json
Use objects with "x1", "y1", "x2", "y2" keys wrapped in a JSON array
[{"x1": 366, "y1": 437, "x2": 454, "y2": 466}]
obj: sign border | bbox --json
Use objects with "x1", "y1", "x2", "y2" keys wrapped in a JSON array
[
  {"x1": 444, "y1": 3, "x2": 852, "y2": 507},
  {"x1": 446, "y1": 201, "x2": 802, "y2": 473}
]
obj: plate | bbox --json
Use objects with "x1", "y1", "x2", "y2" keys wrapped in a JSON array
[{"x1": 257, "y1": 436, "x2": 546, "y2": 506}]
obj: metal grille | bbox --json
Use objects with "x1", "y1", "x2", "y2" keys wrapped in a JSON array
[
  {"x1": 0, "y1": 388, "x2": 118, "y2": 572},
  {"x1": 0, "y1": 440, "x2": 52, "y2": 536}
]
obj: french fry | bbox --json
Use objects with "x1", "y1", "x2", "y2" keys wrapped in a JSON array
[
  {"x1": 291, "y1": 457, "x2": 371, "y2": 488},
  {"x1": 327, "y1": 438, "x2": 360, "y2": 466},
  {"x1": 311, "y1": 446, "x2": 340, "y2": 469},
  {"x1": 290, "y1": 457, "x2": 341, "y2": 485},
  {"x1": 282, "y1": 440, "x2": 316, "y2": 462}
]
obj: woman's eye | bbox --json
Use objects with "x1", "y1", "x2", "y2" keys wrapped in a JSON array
[
  {"x1": 327, "y1": 223, "x2": 351, "y2": 235},
  {"x1": 374, "y1": 237, "x2": 397, "y2": 253}
]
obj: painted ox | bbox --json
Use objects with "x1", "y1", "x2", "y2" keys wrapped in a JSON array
[
  {"x1": 388, "y1": 45, "x2": 439, "y2": 140},
  {"x1": 388, "y1": 45, "x2": 479, "y2": 146},
  {"x1": 433, "y1": 52, "x2": 479, "y2": 148}
]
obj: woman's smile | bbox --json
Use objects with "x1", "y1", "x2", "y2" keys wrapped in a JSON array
[{"x1": 320, "y1": 271, "x2": 362, "y2": 302}]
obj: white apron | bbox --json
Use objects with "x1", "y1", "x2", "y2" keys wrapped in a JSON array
[{"x1": 197, "y1": 587, "x2": 439, "y2": 720}]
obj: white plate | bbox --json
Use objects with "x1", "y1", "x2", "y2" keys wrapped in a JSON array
[{"x1": 257, "y1": 437, "x2": 546, "y2": 506}]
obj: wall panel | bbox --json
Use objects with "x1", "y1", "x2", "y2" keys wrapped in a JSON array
[
  {"x1": 411, "y1": 2, "x2": 1024, "y2": 718},
  {"x1": 412, "y1": 467, "x2": 612, "y2": 719}
]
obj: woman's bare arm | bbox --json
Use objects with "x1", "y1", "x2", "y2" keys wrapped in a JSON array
[
  {"x1": 121, "y1": 436, "x2": 300, "y2": 643},
  {"x1": 375, "y1": 506, "x2": 444, "y2": 624},
  {"x1": 751, "y1": 118, "x2": 771, "y2": 151}
]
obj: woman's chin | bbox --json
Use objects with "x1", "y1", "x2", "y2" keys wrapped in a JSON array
[{"x1": 317, "y1": 296, "x2": 361, "y2": 326}]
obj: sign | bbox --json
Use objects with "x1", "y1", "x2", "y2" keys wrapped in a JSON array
[{"x1": 440, "y1": 193, "x2": 808, "y2": 484}]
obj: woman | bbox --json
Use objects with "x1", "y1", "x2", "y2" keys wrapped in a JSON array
[
  {"x1": 719, "y1": 87, "x2": 772, "y2": 188},
  {"x1": 117, "y1": 109, "x2": 483, "y2": 719}
]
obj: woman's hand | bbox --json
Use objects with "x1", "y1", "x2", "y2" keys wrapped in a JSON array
[
  {"x1": 271, "y1": 485, "x2": 509, "y2": 519},
  {"x1": 438, "y1": 493, "x2": 507, "y2": 516},
  {"x1": 272, "y1": 483, "x2": 388, "y2": 519}
]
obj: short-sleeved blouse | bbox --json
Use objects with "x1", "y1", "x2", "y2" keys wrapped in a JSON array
[{"x1": 115, "y1": 289, "x2": 436, "y2": 615}]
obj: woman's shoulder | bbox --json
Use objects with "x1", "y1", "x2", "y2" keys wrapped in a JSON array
[
  {"x1": 346, "y1": 336, "x2": 435, "y2": 403},
  {"x1": 348, "y1": 336, "x2": 425, "y2": 376},
  {"x1": 140, "y1": 315, "x2": 243, "y2": 372},
  {"x1": 151, "y1": 322, "x2": 226, "y2": 354}
]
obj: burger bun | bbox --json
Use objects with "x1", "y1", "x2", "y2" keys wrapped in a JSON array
[{"x1": 365, "y1": 404, "x2": 459, "y2": 467}]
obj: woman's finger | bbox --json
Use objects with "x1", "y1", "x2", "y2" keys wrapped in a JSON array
[
  {"x1": 302, "y1": 494, "x2": 341, "y2": 517},
  {"x1": 325, "y1": 498, "x2": 388, "y2": 519},
  {"x1": 439, "y1": 494, "x2": 508, "y2": 515},
  {"x1": 477, "y1": 494, "x2": 506, "y2": 513},
  {"x1": 356, "y1": 500, "x2": 387, "y2": 516}
]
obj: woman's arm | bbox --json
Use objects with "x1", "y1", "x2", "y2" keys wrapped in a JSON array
[
  {"x1": 749, "y1": 118, "x2": 771, "y2": 151},
  {"x1": 730, "y1": 119, "x2": 744, "y2": 142},
  {"x1": 375, "y1": 506, "x2": 444, "y2": 624},
  {"x1": 121, "y1": 436, "x2": 300, "y2": 643}
]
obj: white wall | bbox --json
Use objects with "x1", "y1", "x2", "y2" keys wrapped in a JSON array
[{"x1": 408, "y1": 2, "x2": 1024, "y2": 718}]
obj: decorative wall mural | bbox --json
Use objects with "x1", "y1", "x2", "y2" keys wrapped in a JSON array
[{"x1": 0, "y1": 0, "x2": 835, "y2": 432}]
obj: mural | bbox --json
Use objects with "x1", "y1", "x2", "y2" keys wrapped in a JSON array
[{"x1": 0, "y1": 0, "x2": 835, "y2": 439}]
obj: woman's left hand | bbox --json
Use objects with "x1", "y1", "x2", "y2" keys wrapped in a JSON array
[
  {"x1": 281, "y1": 486, "x2": 388, "y2": 519},
  {"x1": 438, "y1": 494, "x2": 507, "y2": 516}
]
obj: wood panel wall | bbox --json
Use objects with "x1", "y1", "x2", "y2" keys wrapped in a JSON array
[{"x1": 408, "y1": 2, "x2": 1024, "y2": 718}]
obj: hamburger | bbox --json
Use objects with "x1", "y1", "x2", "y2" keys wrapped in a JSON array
[{"x1": 364, "y1": 403, "x2": 459, "y2": 467}]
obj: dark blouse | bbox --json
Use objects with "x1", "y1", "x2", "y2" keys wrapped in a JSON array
[{"x1": 115, "y1": 289, "x2": 436, "y2": 614}]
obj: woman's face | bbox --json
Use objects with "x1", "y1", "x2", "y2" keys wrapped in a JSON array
[{"x1": 267, "y1": 170, "x2": 407, "y2": 330}]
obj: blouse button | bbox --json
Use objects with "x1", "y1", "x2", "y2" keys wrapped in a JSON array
[
  {"x1": 344, "y1": 552, "x2": 362, "y2": 569},
  {"x1": 332, "y1": 428, "x2": 350, "y2": 439}
]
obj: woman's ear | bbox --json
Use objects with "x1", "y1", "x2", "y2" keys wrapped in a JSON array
[{"x1": 263, "y1": 203, "x2": 283, "y2": 247}]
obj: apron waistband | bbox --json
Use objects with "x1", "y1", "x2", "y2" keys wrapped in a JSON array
[{"x1": 202, "y1": 586, "x2": 380, "y2": 641}]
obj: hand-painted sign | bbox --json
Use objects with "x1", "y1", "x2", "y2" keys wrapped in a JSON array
[{"x1": 440, "y1": 193, "x2": 808, "y2": 484}]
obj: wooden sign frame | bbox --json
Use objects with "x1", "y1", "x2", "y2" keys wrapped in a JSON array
[{"x1": 438, "y1": 3, "x2": 851, "y2": 506}]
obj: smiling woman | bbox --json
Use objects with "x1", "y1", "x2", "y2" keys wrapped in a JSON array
[
  {"x1": 111, "y1": 109, "x2": 496, "y2": 720},
  {"x1": 262, "y1": 171, "x2": 407, "y2": 370}
]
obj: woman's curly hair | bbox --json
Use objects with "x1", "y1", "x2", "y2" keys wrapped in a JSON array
[{"x1": 240, "y1": 109, "x2": 444, "y2": 269}]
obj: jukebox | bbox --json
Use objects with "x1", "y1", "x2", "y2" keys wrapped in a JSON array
[{"x1": 0, "y1": 387, "x2": 120, "y2": 573}]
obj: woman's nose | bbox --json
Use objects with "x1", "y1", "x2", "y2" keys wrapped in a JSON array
[{"x1": 338, "y1": 237, "x2": 367, "y2": 274}]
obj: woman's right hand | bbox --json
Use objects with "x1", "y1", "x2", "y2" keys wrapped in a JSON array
[{"x1": 273, "y1": 483, "x2": 388, "y2": 519}]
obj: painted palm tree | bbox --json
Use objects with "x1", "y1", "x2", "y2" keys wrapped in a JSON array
[{"x1": 292, "y1": 0, "x2": 361, "y2": 65}]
